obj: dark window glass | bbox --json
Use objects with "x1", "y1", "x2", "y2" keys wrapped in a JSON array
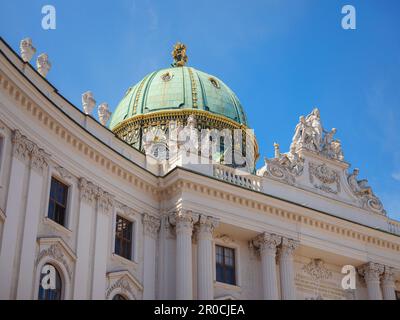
[
  {"x1": 215, "y1": 245, "x2": 236, "y2": 285},
  {"x1": 38, "y1": 264, "x2": 62, "y2": 300},
  {"x1": 47, "y1": 177, "x2": 68, "y2": 226},
  {"x1": 114, "y1": 215, "x2": 133, "y2": 260},
  {"x1": 113, "y1": 294, "x2": 127, "y2": 300}
]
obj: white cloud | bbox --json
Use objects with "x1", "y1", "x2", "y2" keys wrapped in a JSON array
[{"x1": 392, "y1": 172, "x2": 400, "y2": 181}]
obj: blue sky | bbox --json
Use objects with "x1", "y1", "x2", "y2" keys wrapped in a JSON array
[{"x1": 1, "y1": 0, "x2": 399, "y2": 220}]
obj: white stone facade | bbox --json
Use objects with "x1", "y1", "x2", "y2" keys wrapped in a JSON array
[{"x1": 0, "y1": 38, "x2": 399, "y2": 300}]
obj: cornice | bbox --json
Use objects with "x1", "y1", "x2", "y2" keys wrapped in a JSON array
[
  {"x1": 158, "y1": 174, "x2": 400, "y2": 253},
  {"x1": 0, "y1": 70, "x2": 159, "y2": 197}
]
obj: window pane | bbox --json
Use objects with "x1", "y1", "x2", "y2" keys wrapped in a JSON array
[
  {"x1": 215, "y1": 245, "x2": 236, "y2": 286},
  {"x1": 115, "y1": 215, "x2": 133, "y2": 260},
  {"x1": 48, "y1": 178, "x2": 68, "y2": 227},
  {"x1": 216, "y1": 264, "x2": 224, "y2": 283}
]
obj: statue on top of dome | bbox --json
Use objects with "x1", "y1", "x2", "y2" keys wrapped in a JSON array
[{"x1": 172, "y1": 42, "x2": 188, "y2": 67}]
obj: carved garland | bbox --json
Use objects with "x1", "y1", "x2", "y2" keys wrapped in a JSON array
[
  {"x1": 309, "y1": 162, "x2": 341, "y2": 194},
  {"x1": 302, "y1": 259, "x2": 332, "y2": 282}
]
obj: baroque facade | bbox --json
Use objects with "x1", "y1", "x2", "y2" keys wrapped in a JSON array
[{"x1": 0, "y1": 38, "x2": 399, "y2": 300}]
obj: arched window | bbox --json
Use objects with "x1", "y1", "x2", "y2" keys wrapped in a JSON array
[
  {"x1": 112, "y1": 294, "x2": 127, "y2": 300},
  {"x1": 38, "y1": 264, "x2": 62, "y2": 300}
]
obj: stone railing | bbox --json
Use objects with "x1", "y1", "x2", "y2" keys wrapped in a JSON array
[
  {"x1": 388, "y1": 219, "x2": 400, "y2": 235},
  {"x1": 213, "y1": 164, "x2": 262, "y2": 191}
]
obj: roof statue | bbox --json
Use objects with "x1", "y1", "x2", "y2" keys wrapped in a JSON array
[
  {"x1": 172, "y1": 42, "x2": 188, "y2": 67},
  {"x1": 258, "y1": 108, "x2": 386, "y2": 215}
]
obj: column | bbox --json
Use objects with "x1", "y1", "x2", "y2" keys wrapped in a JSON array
[
  {"x1": 142, "y1": 213, "x2": 161, "y2": 300},
  {"x1": 91, "y1": 188, "x2": 114, "y2": 299},
  {"x1": 278, "y1": 237, "x2": 299, "y2": 300},
  {"x1": 16, "y1": 144, "x2": 49, "y2": 299},
  {"x1": 196, "y1": 215, "x2": 219, "y2": 300},
  {"x1": 358, "y1": 262, "x2": 384, "y2": 300},
  {"x1": 0, "y1": 130, "x2": 30, "y2": 299},
  {"x1": 73, "y1": 178, "x2": 96, "y2": 299},
  {"x1": 381, "y1": 266, "x2": 396, "y2": 300},
  {"x1": 170, "y1": 210, "x2": 198, "y2": 300},
  {"x1": 253, "y1": 233, "x2": 281, "y2": 300}
]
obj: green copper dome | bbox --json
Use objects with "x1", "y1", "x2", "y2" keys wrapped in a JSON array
[{"x1": 109, "y1": 66, "x2": 248, "y2": 130}]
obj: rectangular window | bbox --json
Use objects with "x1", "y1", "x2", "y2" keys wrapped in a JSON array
[
  {"x1": 216, "y1": 245, "x2": 236, "y2": 285},
  {"x1": 114, "y1": 215, "x2": 133, "y2": 260},
  {"x1": 47, "y1": 177, "x2": 69, "y2": 226}
]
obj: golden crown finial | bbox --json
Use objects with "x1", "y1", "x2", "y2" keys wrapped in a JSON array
[{"x1": 172, "y1": 42, "x2": 188, "y2": 67}]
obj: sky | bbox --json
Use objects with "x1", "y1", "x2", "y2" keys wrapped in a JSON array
[{"x1": 1, "y1": 0, "x2": 399, "y2": 220}]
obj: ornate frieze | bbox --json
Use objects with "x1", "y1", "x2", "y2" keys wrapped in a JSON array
[
  {"x1": 143, "y1": 213, "x2": 161, "y2": 239},
  {"x1": 309, "y1": 162, "x2": 341, "y2": 194},
  {"x1": 302, "y1": 259, "x2": 332, "y2": 282},
  {"x1": 11, "y1": 130, "x2": 49, "y2": 173},
  {"x1": 35, "y1": 243, "x2": 73, "y2": 280}
]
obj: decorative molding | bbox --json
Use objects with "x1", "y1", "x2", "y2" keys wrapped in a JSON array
[
  {"x1": 260, "y1": 153, "x2": 304, "y2": 186},
  {"x1": 215, "y1": 233, "x2": 235, "y2": 244},
  {"x1": 35, "y1": 243, "x2": 73, "y2": 280},
  {"x1": 142, "y1": 213, "x2": 161, "y2": 239},
  {"x1": 309, "y1": 162, "x2": 341, "y2": 194},
  {"x1": 54, "y1": 166, "x2": 72, "y2": 180},
  {"x1": 302, "y1": 259, "x2": 332, "y2": 282},
  {"x1": 106, "y1": 270, "x2": 143, "y2": 300}
]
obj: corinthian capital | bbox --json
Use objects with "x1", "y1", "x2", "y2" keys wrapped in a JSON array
[
  {"x1": 143, "y1": 213, "x2": 161, "y2": 239},
  {"x1": 196, "y1": 215, "x2": 219, "y2": 240},
  {"x1": 169, "y1": 210, "x2": 199, "y2": 235},
  {"x1": 382, "y1": 266, "x2": 395, "y2": 287},
  {"x1": 358, "y1": 262, "x2": 384, "y2": 283},
  {"x1": 253, "y1": 232, "x2": 281, "y2": 255},
  {"x1": 78, "y1": 178, "x2": 97, "y2": 204},
  {"x1": 12, "y1": 130, "x2": 32, "y2": 163},
  {"x1": 97, "y1": 187, "x2": 114, "y2": 214},
  {"x1": 30, "y1": 144, "x2": 50, "y2": 173},
  {"x1": 279, "y1": 237, "x2": 299, "y2": 258}
]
